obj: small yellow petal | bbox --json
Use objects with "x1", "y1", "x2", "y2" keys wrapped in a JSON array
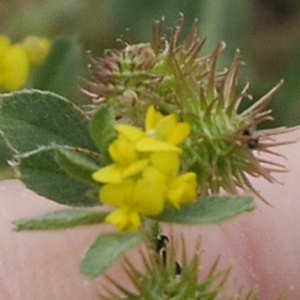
[
  {"x1": 168, "y1": 172, "x2": 197, "y2": 208},
  {"x1": 166, "y1": 122, "x2": 190, "y2": 145},
  {"x1": 100, "y1": 179, "x2": 134, "y2": 206},
  {"x1": 105, "y1": 208, "x2": 141, "y2": 232},
  {"x1": 92, "y1": 159, "x2": 149, "y2": 183},
  {"x1": 122, "y1": 159, "x2": 149, "y2": 179},
  {"x1": 93, "y1": 164, "x2": 123, "y2": 183},
  {"x1": 145, "y1": 105, "x2": 162, "y2": 131},
  {"x1": 136, "y1": 137, "x2": 181, "y2": 152},
  {"x1": 109, "y1": 135, "x2": 137, "y2": 164},
  {"x1": 133, "y1": 176, "x2": 165, "y2": 216},
  {"x1": 150, "y1": 152, "x2": 180, "y2": 177},
  {"x1": 155, "y1": 114, "x2": 177, "y2": 140},
  {"x1": 115, "y1": 124, "x2": 144, "y2": 143},
  {"x1": 142, "y1": 165, "x2": 167, "y2": 190}
]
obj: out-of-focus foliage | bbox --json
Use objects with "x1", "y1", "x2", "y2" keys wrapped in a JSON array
[{"x1": 1, "y1": 0, "x2": 300, "y2": 179}]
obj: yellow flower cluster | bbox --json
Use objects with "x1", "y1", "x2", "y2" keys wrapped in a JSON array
[
  {"x1": 93, "y1": 106, "x2": 197, "y2": 232},
  {"x1": 0, "y1": 35, "x2": 51, "y2": 92}
]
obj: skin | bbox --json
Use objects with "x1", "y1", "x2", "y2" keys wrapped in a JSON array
[{"x1": 0, "y1": 128, "x2": 300, "y2": 300}]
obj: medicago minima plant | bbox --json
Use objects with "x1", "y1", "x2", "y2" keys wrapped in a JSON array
[{"x1": 0, "y1": 18, "x2": 291, "y2": 299}]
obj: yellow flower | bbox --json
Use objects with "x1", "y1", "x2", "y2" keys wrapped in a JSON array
[
  {"x1": 92, "y1": 105, "x2": 198, "y2": 232},
  {"x1": 22, "y1": 36, "x2": 51, "y2": 67},
  {"x1": 0, "y1": 36, "x2": 29, "y2": 91},
  {"x1": 93, "y1": 111, "x2": 187, "y2": 184}
]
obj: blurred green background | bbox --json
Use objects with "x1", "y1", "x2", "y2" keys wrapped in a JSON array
[{"x1": 1, "y1": 0, "x2": 300, "y2": 179}]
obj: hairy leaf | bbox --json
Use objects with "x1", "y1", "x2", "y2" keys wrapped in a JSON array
[
  {"x1": 0, "y1": 89, "x2": 96, "y2": 153},
  {"x1": 13, "y1": 209, "x2": 108, "y2": 231},
  {"x1": 153, "y1": 195, "x2": 255, "y2": 224},
  {"x1": 55, "y1": 147, "x2": 101, "y2": 186},
  {"x1": 80, "y1": 232, "x2": 142, "y2": 279},
  {"x1": 90, "y1": 104, "x2": 116, "y2": 160},
  {"x1": 18, "y1": 149, "x2": 99, "y2": 206}
]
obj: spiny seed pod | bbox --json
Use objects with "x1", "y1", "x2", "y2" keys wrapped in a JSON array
[
  {"x1": 100, "y1": 236, "x2": 260, "y2": 300},
  {"x1": 83, "y1": 17, "x2": 291, "y2": 202}
]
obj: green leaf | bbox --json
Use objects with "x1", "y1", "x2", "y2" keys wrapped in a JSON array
[
  {"x1": 18, "y1": 149, "x2": 99, "y2": 206},
  {"x1": 13, "y1": 209, "x2": 108, "y2": 231},
  {"x1": 0, "y1": 89, "x2": 96, "y2": 153},
  {"x1": 153, "y1": 195, "x2": 255, "y2": 224},
  {"x1": 55, "y1": 147, "x2": 101, "y2": 185},
  {"x1": 33, "y1": 37, "x2": 81, "y2": 94},
  {"x1": 90, "y1": 104, "x2": 116, "y2": 157},
  {"x1": 80, "y1": 232, "x2": 142, "y2": 279}
]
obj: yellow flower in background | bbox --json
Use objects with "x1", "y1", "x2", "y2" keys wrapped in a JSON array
[
  {"x1": 0, "y1": 36, "x2": 10, "y2": 58},
  {"x1": 0, "y1": 36, "x2": 29, "y2": 92},
  {"x1": 22, "y1": 36, "x2": 51, "y2": 67},
  {"x1": 0, "y1": 35, "x2": 51, "y2": 92}
]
